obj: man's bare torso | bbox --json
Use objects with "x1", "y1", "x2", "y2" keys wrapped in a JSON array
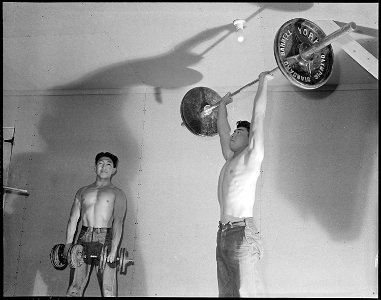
[
  {"x1": 218, "y1": 148, "x2": 262, "y2": 223},
  {"x1": 79, "y1": 183, "x2": 118, "y2": 228}
]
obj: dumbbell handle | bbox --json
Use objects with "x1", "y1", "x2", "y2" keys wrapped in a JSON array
[
  {"x1": 64, "y1": 247, "x2": 121, "y2": 260},
  {"x1": 85, "y1": 252, "x2": 133, "y2": 263},
  {"x1": 87, "y1": 254, "x2": 123, "y2": 261}
]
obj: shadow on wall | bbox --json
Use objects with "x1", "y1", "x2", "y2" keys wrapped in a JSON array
[
  {"x1": 51, "y1": 23, "x2": 235, "y2": 103},
  {"x1": 3, "y1": 95, "x2": 140, "y2": 296},
  {"x1": 271, "y1": 19, "x2": 378, "y2": 242},
  {"x1": 272, "y1": 89, "x2": 378, "y2": 241},
  {"x1": 50, "y1": 2, "x2": 315, "y2": 103},
  {"x1": 2, "y1": 22, "x2": 241, "y2": 297},
  {"x1": 3, "y1": 22, "x2": 238, "y2": 295},
  {"x1": 256, "y1": 2, "x2": 313, "y2": 12}
]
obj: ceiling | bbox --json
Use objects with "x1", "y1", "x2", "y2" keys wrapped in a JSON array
[{"x1": 3, "y1": 2, "x2": 379, "y2": 94}]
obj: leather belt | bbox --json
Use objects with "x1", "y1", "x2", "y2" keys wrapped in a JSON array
[
  {"x1": 82, "y1": 226, "x2": 111, "y2": 233},
  {"x1": 218, "y1": 220, "x2": 246, "y2": 229}
]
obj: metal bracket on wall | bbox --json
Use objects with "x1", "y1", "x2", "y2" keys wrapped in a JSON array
[
  {"x1": 315, "y1": 20, "x2": 378, "y2": 80},
  {"x1": 3, "y1": 186, "x2": 29, "y2": 196},
  {"x1": 3, "y1": 136, "x2": 14, "y2": 145}
]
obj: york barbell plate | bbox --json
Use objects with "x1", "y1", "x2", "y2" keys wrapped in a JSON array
[
  {"x1": 274, "y1": 18, "x2": 334, "y2": 89},
  {"x1": 180, "y1": 87, "x2": 221, "y2": 137}
]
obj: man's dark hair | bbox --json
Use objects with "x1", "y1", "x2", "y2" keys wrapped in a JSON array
[
  {"x1": 236, "y1": 120, "x2": 251, "y2": 133},
  {"x1": 95, "y1": 152, "x2": 119, "y2": 168}
]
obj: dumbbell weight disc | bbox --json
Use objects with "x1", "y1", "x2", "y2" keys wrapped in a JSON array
[{"x1": 50, "y1": 243, "x2": 68, "y2": 270}]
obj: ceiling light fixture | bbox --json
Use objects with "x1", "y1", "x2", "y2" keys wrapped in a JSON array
[{"x1": 233, "y1": 19, "x2": 246, "y2": 43}]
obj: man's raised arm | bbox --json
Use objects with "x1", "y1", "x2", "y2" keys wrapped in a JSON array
[
  {"x1": 217, "y1": 92, "x2": 234, "y2": 160},
  {"x1": 248, "y1": 72, "x2": 273, "y2": 161}
]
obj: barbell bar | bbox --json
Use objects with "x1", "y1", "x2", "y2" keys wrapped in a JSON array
[
  {"x1": 299, "y1": 21, "x2": 356, "y2": 61},
  {"x1": 180, "y1": 19, "x2": 357, "y2": 137},
  {"x1": 200, "y1": 21, "x2": 356, "y2": 118}
]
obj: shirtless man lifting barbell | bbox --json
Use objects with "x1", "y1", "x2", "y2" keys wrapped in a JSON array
[{"x1": 215, "y1": 71, "x2": 273, "y2": 297}]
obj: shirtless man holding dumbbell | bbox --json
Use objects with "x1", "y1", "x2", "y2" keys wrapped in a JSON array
[{"x1": 64, "y1": 152, "x2": 127, "y2": 297}]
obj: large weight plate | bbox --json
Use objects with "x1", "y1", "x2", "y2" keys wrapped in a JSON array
[
  {"x1": 180, "y1": 87, "x2": 221, "y2": 137},
  {"x1": 50, "y1": 243, "x2": 68, "y2": 270},
  {"x1": 274, "y1": 18, "x2": 334, "y2": 89}
]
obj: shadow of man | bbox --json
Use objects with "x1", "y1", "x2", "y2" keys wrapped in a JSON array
[{"x1": 52, "y1": 24, "x2": 234, "y2": 104}]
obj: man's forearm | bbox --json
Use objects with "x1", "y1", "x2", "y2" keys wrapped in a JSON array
[
  {"x1": 111, "y1": 220, "x2": 123, "y2": 253},
  {"x1": 217, "y1": 102, "x2": 230, "y2": 134},
  {"x1": 65, "y1": 220, "x2": 78, "y2": 244},
  {"x1": 253, "y1": 78, "x2": 269, "y2": 116}
]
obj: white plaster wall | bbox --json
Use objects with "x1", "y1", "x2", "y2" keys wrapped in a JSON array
[{"x1": 3, "y1": 85, "x2": 378, "y2": 297}]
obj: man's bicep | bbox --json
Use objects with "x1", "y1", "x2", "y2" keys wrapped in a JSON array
[
  {"x1": 70, "y1": 190, "x2": 82, "y2": 216},
  {"x1": 248, "y1": 114, "x2": 265, "y2": 159},
  {"x1": 219, "y1": 132, "x2": 233, "y2": 160},
  {"x1": 114, "y1": 190, "x2": 127, "y2": 219}
]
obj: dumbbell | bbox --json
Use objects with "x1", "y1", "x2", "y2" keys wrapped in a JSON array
[
  {"x1": 50, "y1": 243, "x2": 134, "y2": 274},
  {"x1": 69, "y1": 244, "x2": 134, "y2": 274}
]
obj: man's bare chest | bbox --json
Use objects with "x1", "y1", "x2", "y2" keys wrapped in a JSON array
[{"x1": 81, "y1": 188, "x2": 116, "y2": 207}]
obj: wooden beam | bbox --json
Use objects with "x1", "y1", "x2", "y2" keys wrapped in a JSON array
[{"x1": 315, "y1": 20, "x2": 378, "y2": 80}]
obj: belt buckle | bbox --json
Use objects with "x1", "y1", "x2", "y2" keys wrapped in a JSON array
[
  {"x1": 219, "y1": 221, "x2": 233, "y2": 231},
  {"x1": 221, "y1": 221, "x2": 232, "y2": 230}
]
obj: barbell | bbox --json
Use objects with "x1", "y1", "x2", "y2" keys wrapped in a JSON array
[
  {"x1": 180, "y1": 18, "x2": 357, "y2": 137},
  {"x1": 50, "y1": 243, "x2": 134, "y2": 275}
]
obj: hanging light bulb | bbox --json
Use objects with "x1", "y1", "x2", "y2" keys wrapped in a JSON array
[{"x1": 233, "y1": 19, "x2": 246, "y2": 43}]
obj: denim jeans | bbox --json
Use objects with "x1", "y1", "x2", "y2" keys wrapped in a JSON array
[
  {"x1": 66, "y1": 226, "x2": 117, "y2": 297},
  {"x1": 216, "y1": 218, "x2": 264, "y2": 297}
]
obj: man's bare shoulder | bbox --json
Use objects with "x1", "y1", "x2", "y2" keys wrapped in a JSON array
[
  {"x1": 229, "y1": 146, "x2": 250, "y2": 162},
  {"x1": 75, "y1": 184, "x2": 94, "y2": 197},
  {"x1": 227, "y1": 147, "x2": 263, "y2": 171},
  {"x1": 113, "y1": 186, "x2": 127, "y2": 199},
  {"x1": 243, "y1": 144, "x2": 264, "y2": 162}
]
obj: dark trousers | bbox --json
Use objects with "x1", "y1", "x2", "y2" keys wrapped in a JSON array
[
  {"x1": 216, "y1": 218, "x2": 264, "y2": 297},
  {"x1": 66, "y1": 226, "x2": 117, "y2": 297}
]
